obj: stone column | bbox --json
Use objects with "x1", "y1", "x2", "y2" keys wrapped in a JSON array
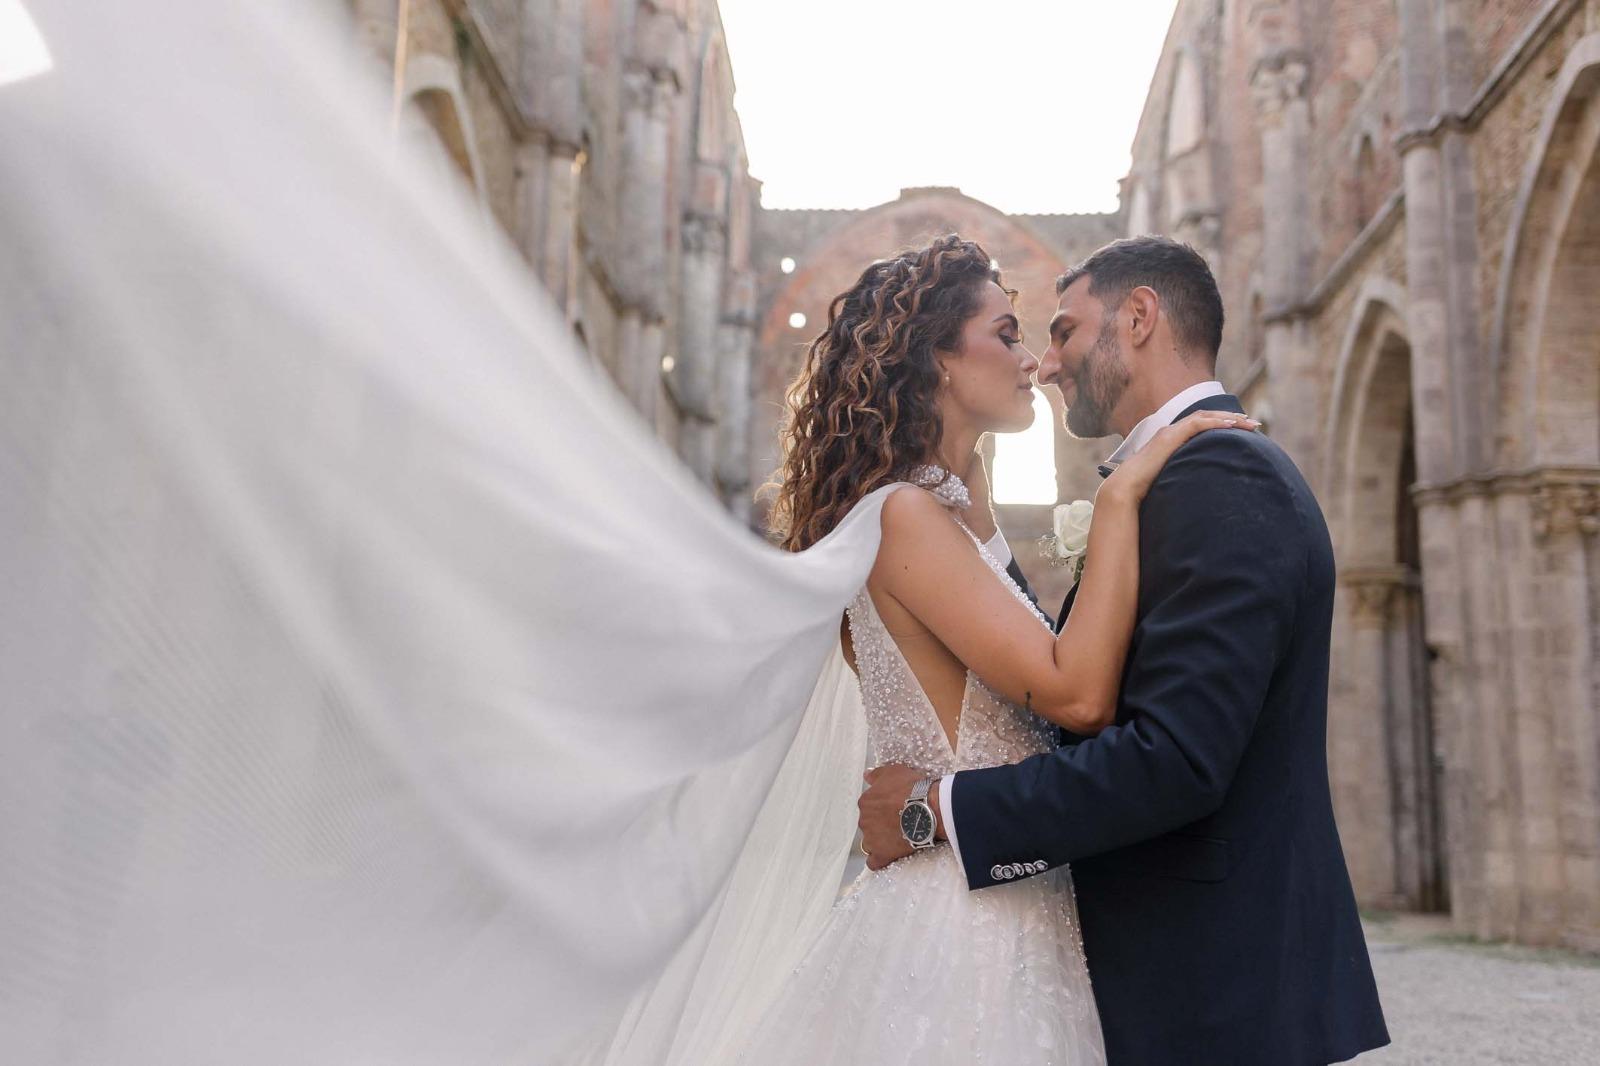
[
  {"x1": 676, "y1": 211, "x2": 727, "y2": 482},
  {"x1": 1488, "y1": 481, "x2": 1567, "y2": 944},
  {"x1": 539, "y1": 141, "x2": 581, "y2": 317},
  {"x1": 1249, "y1": 49, "x2": 1319, "y2": 471},
  {"x1": 1394, "y1": 0, "x2": 1488, "y2": 939},
  {"x1": 1339, "y1": 571, "x2": 1404, "y2": 905},
  {"x1": 615, "y1": 65, "x2": 675, "y2": 424},
  {"x1": 715, "y1": 272, "x2": 758, "y2": 518},
  {"x1": 514, "y1": 135, "x2": 550, "y2": 273},
  {"x1": 517, "y1": 0, "x2": 584, "y2": 321},
  {"x1": 1530, "y1": 480, "x2": 1600, "y2": 949}
]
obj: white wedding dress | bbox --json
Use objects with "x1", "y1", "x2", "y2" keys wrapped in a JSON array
[{"x1": 734, "y1": 483, "x2": 1106, "y2": 1065}]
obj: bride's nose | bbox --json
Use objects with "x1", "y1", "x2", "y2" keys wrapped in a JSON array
[{"x1": 1018, "y1": 346, "x2": 1040, "y2": 377}]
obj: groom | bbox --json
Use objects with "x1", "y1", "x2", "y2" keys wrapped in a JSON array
[{"x1": 858, "y1": 237, "x2": 1389, "y2": 1065}]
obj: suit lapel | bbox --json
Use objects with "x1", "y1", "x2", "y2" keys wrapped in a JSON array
[
  {"x1": 1053, "y1": 393, "x2": 1244, "y2": 636},
  {"x1": 1006, "y1": 557, "x2": 1041, "y2": 611}
]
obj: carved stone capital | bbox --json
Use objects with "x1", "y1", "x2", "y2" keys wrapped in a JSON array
[
  {"x1": 631, "y1": 2, "x2": 687, "y2": 90},
  {"x1": 1532, "y1": 483, "x2": 1600, "y2": 540},
  {"x1": 1342, "y1": 566, "x2": 1416, "y2": 625},
  {"x1": 1249, "y1": 50, "x2": 1310, "y2": 121},
  {"x1": 621, "y1": 66, "x2": 677, "y2": 120},
  {"x1": 681, "y1": 212, "x2": 728, "y2": 257},
  {"x1": 1411, "y1": 464, "x2": 1600, "y2": 511}
]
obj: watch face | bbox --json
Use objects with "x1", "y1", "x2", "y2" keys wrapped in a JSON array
[{"x1": 900, "y1": 802, "x2": 934, "y2": 845}]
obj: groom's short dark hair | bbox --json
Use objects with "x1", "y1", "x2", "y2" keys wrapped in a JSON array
[{"x1": 1056, "y1": 236, "x2": 1224, "y2": 364}]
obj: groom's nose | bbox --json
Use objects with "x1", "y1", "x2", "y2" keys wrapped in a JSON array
[{"x1": 1037, "y1": 342, "x2": 1063, "y2": 386}]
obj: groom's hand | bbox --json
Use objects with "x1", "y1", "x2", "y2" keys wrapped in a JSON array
[{"x1": 858, "y1": 764, "x2": 943, "y2": 870}]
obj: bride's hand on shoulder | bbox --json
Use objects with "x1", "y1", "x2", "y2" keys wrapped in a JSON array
[{"x1": 1101, "y1": 410, "x2": 1259, "y2": 507}]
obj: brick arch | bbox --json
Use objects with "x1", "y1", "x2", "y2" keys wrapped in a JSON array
[
  {"x1": 750, "y1": 191, "x2": 1103, "y2": 506},
  {"x1": 1489, "y1": 34, "x2": 1600, "y2": 469}
]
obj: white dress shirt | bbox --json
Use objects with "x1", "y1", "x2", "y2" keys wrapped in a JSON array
[
  {"x1": 983, "y1": 527, "x2": 1011, "y2": 568},
  {"x1": 938, "y1": 381, "x2": 1226, "y2": 871}
]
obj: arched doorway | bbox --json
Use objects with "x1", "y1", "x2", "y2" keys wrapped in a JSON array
[{"x1": 1324, "y1": 285, "x2": 1448, "y2": 912}]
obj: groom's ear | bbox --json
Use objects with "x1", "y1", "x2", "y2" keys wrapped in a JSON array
[{"x1": 1125, "y1": 285, "x2": 1161, "y2": 350}]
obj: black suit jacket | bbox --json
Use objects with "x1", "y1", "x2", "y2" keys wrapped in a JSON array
[{"x1": 953, "y1": 396, "x2": 1388, "y2": 1065}]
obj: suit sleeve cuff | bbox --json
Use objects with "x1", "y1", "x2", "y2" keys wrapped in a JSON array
[{"x1": 939, "y1": 774, "x2": 962, "y2": 867}]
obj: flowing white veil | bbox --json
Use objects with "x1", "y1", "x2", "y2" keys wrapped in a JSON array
[{"x1": 0, "y1": 2, "x2": 895, "y2": 1061}]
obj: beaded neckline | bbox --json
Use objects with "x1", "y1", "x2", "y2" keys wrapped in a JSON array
[{"x1": 908, "y1": 465, "x2": 971, "y2": 509}]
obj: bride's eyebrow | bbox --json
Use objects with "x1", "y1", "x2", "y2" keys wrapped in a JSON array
[{"x1": 994, "y1": 313, "x2": 1020, "y2": 331}]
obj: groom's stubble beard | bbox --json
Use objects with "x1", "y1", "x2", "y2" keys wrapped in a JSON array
[{"x1": 1063, "y1": 313, "x2": 1131, "y2": 439}]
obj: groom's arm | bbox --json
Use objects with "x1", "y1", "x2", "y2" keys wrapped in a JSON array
[{"x1": 947, "y1": 433, "x2": 1306, "y2": 890}]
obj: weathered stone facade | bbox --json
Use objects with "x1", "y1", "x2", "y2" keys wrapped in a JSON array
[
  {"x1": 346, "y1": 0, "x2": 760, "y2": 508},
  {"x1": 1126, "y1": 0, "x2": 1600, "y2": 950}
]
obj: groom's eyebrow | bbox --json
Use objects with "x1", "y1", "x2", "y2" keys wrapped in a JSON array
[{"x1": 1049, "y1": 311, "x2": 1074, "y2": 341}]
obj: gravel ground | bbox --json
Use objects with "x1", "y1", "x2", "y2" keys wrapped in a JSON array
[
  {"x1": 832, "y1": 867, "x2": 1600, "y2": 1061},
  {"x1": 1355, "y1": 916, "x2": 1600, "y2": 1065}
]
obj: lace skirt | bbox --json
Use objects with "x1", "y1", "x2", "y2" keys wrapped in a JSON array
[{"x1": 733, "y1": 845, "x2": 1106, "y2": 1065}]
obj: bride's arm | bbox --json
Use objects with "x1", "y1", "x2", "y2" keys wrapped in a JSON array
[{"x1": 875, "y1": 411, "x2": 1254, "y2": 734}]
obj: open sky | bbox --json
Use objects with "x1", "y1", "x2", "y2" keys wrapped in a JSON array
[{"x1": 717, "y1": 0, "x2": 1180, "y2": 214}]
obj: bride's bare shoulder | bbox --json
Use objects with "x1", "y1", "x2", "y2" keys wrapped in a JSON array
[
  {"x1": 875, "y1": 486, "x2": 978, "y2": 582},
  {"x1": 878, "y1": 484, "x2": 956, "y2": 538}
]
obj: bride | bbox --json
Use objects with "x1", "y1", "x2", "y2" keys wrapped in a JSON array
[{"x1": 727, "y1": 235, "x2": 1251, "y2": 1063}]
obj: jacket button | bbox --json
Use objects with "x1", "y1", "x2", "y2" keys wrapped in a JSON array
[{"x1": 990, "y1": 865, "x2": 1004, "y2": 880}]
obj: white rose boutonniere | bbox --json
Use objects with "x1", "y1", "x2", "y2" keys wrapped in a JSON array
[{"x1": 1046, "y1": 499, "x2": 1094, "y2": 584}]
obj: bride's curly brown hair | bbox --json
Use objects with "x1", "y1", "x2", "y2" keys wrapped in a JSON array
[{"x1": 768, "y1": 234, "x2": 1010, "y2": 551}]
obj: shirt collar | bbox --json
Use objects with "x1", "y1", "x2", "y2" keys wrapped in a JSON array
[{"x1": 1104, "y1": 381, "x2": 1226, "y2": 465}]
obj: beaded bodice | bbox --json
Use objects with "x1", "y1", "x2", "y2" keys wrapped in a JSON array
[{"x1": 845, "y1": 472, "x2": 1057, "y2": 775}]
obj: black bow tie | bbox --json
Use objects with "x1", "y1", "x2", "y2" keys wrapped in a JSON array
[{"x1": 1096, "y1": 462, "x2": 1115, "y2": 480}]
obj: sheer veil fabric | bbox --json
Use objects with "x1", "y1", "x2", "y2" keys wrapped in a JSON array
[{"x1": 0, "y1": 2, "x2": 889, "y2": 1061}]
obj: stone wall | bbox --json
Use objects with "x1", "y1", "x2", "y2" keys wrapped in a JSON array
[
  {"x1": 1136, "y1": 0, "x2": 1600, "y2": 950},
  {"x1": 344, "y1": 0, "x2": 759, "y2": 508}
]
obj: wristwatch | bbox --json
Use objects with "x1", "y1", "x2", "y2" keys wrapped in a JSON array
[{"x1": 900, "y1": 778, "x2": 937, "y2": 850}]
